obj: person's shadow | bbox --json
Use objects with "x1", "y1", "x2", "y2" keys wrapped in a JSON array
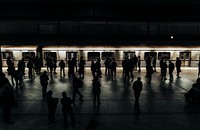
[{"x1": 134, "y1": 102, "x2": 141, "y2": 115}]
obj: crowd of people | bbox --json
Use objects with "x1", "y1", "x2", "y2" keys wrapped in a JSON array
[{"x1": 1, "y1": 54, "x2": 200, "y2": 127}]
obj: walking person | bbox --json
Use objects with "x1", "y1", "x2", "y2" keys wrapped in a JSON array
[
  {"x1": 132, "y1": 77, "x2": 143, "y2": 113},
  {"x1": 46, "y1": 90, "x2": 58, "y2": 124},
  {"x1": 147, "y1": 65, "x2": 154, "y2": 84},
  {"x1": 7, "y1": 63, "x2": 15, "y2": 86},
  {"x1": 169, "y1": 60, "x2": 175, "y2": 82},
  {"x1": 111, "y1": 58, "x2": 117, "y2": 80},
  {"x1": 60, "y1": 92, "x2": 78, "y2": 128},
  {"x1": 92, "y1": 76, "x2": 101, "y2": 105},
  {"x1": 132, "y1": 77, "x2": 143, "y2": 105},
  {"x1": 0, "y1": 73, "x2": 15, "y2": 124},
  {"x1": 40, "y1": 71, "x2": 49, "y2": 98},
  {"x1": 72, "y1": 75, "x2": 83, "y2": 103},
  {"x1": 176, "y1": 57, "x2": 182, "y2": 78}
]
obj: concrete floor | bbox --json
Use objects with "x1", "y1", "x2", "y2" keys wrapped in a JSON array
[{"x1": 0, "y1": 67, "x2": 200, "y2": 130}]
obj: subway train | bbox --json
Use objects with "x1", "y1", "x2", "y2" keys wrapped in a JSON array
[{"x1": 1, "y1": 45, "x2": 200, "y2": 67}]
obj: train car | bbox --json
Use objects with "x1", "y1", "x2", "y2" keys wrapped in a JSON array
[{"x1": 1, "y1": 45, "x2": 37, "y2": 67}]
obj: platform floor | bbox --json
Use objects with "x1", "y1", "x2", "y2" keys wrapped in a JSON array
[{"x1": 0, "y1": 67, "x2": 200, "y2": 130}]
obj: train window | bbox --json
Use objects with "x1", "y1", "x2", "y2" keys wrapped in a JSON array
[
  {"x1": 88, "y1": 52, "x2": 100, "y2": 60},
  {"x1": 144, "y1": 52, "x2": 157, "y2": 60},
  {"x1": 179, "y1": 52, "x2": 191, "y2": 60},
  {"x1": 44, "y1": 52, "x2": 57, "y2": 61},
  {"x1": 102, "y1": 52, "x2": 114, "y2": 60},
  {"x1": 66, "y1": 52, "x2": 77, "y2": 60},
  {"x1": 1, "y1": 52, "x2": 13, "y2": 59},
  {"x1": 22, "y1": 52, "x2": 35, "y2": 60},
  {"x1": 158, "y1": 52, "x2": 171, "y2": 60},
  {"x1": 124, "y1": 52, "x2": 135, "y2": 59}
]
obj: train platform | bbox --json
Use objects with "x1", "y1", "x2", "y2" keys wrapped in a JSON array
[{"x1": 0, "y1": 67, "x2": 200, "y2": 130}]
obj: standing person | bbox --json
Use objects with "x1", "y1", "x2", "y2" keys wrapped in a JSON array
[
  {"x1": 169, "y1": 60, "x2": 175, "y2": 82},
  {"x1": 111, "y1": 58, "x2": 117, "y2": 80},
  {"x1": 7, "y1": 63, "x2": 15, "y2": 86},
  {"x1": 14, "y1": 70, "x2": 23, "y2": 89},
  {"x1": 92, "y1": 76, "x2": 101, "y2": 105},
  {"x1": 72, "y1": 75, "x2": 83, "y2": 103},
  {"x1": 49, "y1": 60, "x2": 54, "y2": 78},
  {"x1": 138, "y1": 56, "x2": 141, "y2": 72},
  {"x1": 6, "y1": 57, "x2": 12, "y2": 72},
  {"x1": 132, "y1": 77, "x2": 143, "y2": 105},
  {"x1": 18, "y1": 58, "x2": 26, "y2": 75},
  {"x1": 27, "y1": 58, "x2": 34, "y2": 79},
  {"x1": 95, "y1": 58, "x2": 102, "y2": 78},
  {"x1": 91, "y1": 60, "x2": 96, "y2": 79},
  {"x1": 0, "y1": 73, "x2": 14, "y2": 124},
  {"x1": 146, "y1": 56, "x2": 151, "y2": 77},
  {"x1": 133, "y1": 55, "x2": 138, "y2": 71},
  {"x1": 104, "y1": 57, "x2": 110, "y2": 76},
  {"x1": 40, "y1": 71, "x2": 49, "y2": 98},
  {"x1": 160, "y1": 57, "x2": 164, "y2": 74},
  {"x1": 60, "y1": 92, "x2": 78, "y2": 128},
  {"x1": 161, "y1": 61, "x2": 167, "y2": 81},
  {"x1": 152, "y1": 56, "x2": 157, "y2": 72},
  {"x1": 122, "y1": 58, "x2": 126, "y2": 76},
  {"x1": 53, "y1": 58, "x2": 57, "y2": 74},
  {"x1": 78, "y1": 56, "x2": 86, "y2": 78},
  {"x1": 147, "y1": 65, "x2": 154, "y2": 84},
  {"x1": 59, "y1": 59, "x2": 66, "y2": 77},
  {"x1": 176, "y1": 57, "x2": 182, "y2": 78},
  {"x1": 46, "y1": 90, "x2": 58, "y2": 124}
]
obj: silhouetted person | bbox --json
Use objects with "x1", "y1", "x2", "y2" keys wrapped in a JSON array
[
  {"x1": 8, "y1": 63, "x2": 15, "y2": 86},
  {"x1": 169, "y1": 60, "x2": 175, "y2": 82},
  {"x1": 40, "y1": 71, "x2": 49, "y2": 98},
  {"x1": 111, "y1": 58, "x2": 117, "y2": 80},
  {"x1": 122, "y1": 58, "x2": 126, "y2": 76},
  {"x1": 53, "y1": 58, "x2": 57, "y2": 74},
  {"x1": 160, "y1": 57, "x2": 164, "y2": 74},
  {"x1": 147, "y1": 65, "x2": 154, "y2": 84},
  {"x1": 91, "y1": 60, "x2": 96, "y2": 79},
  {"x1": 61, "y1": 92, "x2": 78, "y2": 128},
  {"x1": 161, "y1": 61, "x2": 167, "y2": 81},
  {"x1": 133, "y1": 55, "x2": 138, "y2": 71},
  {"x1": 92, "y1": 76, "x2": 101, "y2": 105},
  {"x1": 104, "y1": 57, "x2": 111, "y2": 76},
  {"x1": 79, "y1": 56, "x2": 86, "y2": 78},
  {"x1": 95, "y1": 58, "x2": 102, "y2": 77},
  {"x1": 1, "y1": 73, "x2": 14, "y2": 124},
  {"x1": 27, "y1": 58, "x2": 34, "y2": 79},
  {"x1": 176, "y1": 57, "x2": 181, "y2": 78},
  {"x1": 46, "y1": 90, "x2": 58, "y2": 124},
  {"x1": 6, "y1": 57, "x2": 12, "y2": 72},
  {"x1": 132, "y1": 77, "x2": 143, "y2": 105},
  {"x1": 124, "y1": 57, "x2": 132, "y2": 83},
  {"x1": 68, "y1": 58, "x2": 73, "y2": 78},
  {"x1": 72, "y1": 57, "x2": 77, "y2": 72},
  {"x1": 49, "y1": 60, "x2": 54, "y2": 78},
  {"x1": 72, "y1": 76, "x2": 83, "y2": 103},
  {"x1": 146, "y1": 56, "x2": 151, "y2": 77},
  {"x1": 185, "y1": 78, "x2": 200, "y2": 103},
  {"x1": 18, "y1": 58, "x2": 25, "y2": 75},
  {"x1": 152, "y1": 56, "x2": 156, "y2": 72},
  {"x1": 138, "y1": 56, "x2": 141, "y2": 72},
  {"x1": 14, "y1": 70, "x2": 23, "y2": 89},
  {"x1": 59, "y1": 59, "x2": 66, "y2": 77}
]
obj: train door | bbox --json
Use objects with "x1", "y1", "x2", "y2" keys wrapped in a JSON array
[
  {"x1": 179, "y1": 51, "x2": 191, "y2": 67},
  {"x1": 43, "y1": 52, "x2": 57, "y2": 66},
  {"x1": 66, "y1": 52, "x2": 78, "y2": 66},
  {"x1": 1, "y1": 51, "x2": 13, "y2": 67},
  {"x1": 123, "y1": 52, "x2": 135, "y2": 59},
  {"x1": 22, "y1": 52, "x2": 36, "y2": 61}
]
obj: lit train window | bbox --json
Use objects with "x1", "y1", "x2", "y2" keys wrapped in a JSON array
[
  {"x1": 88, "y1": 52, "x2": 100, "y2": 60},
  {"x1": 66, "y1": 52, "x2": 77, "y2": 60},
  {"x1": 102, "y1": 52, "x2": 114, "y2": 60},
  {"x1": 1, "y1": 52, "x2": 13, "y2": 59},
  {"x1": 44, "y1": 52, "x2": 57, "y2": 61},
  {"x1": 179, "y1": 52, "x2": 191, "y2": 60},
  {"x1": 158, "y1": 52, "x2": 171, "y2": 60},
  {"x1": 22, "y1": 52, "x2": 35, "y2": 60},
  {"x1": 144, "y1": 52, "x2": 157, "y2": 60},
  {"x1": 124, "y1": 52, "x2": 135, "y2": 59}
]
